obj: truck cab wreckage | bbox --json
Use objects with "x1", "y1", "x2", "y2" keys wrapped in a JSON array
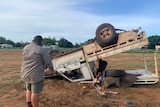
[{"x1": 45, "y1": 23, "x2": 159, "y2": 86}]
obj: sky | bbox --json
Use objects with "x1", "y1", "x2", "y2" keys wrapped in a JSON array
[{"x1": 0, "y1": 0, "x2": 160, "y2": 44}]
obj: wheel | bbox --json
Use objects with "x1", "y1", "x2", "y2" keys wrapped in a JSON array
[
  {"x1": 95, "y1": 23, "x2": 116, "y2": 46},
  {"x1": 106, "y1": 70, "x2": 126, "y2": 77}
]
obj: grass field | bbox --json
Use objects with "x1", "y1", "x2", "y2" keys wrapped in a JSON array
[{"x1": 0, "y1": 49, "x2": 160, "y2": 107}]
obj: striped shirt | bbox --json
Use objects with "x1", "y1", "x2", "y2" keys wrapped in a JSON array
[{"x1": 21, "y1": 42, "x2": 52, "y2": 83}]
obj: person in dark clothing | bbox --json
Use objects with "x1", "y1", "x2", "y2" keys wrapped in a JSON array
[
  {"x1": 96, "y1": 59, "x2": 108, "y2": 86},
  {"x1": 92, "y1": 59, "x2": 107, "y2": 95}
]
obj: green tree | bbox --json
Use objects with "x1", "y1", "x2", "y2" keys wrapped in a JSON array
[
  {"x1": 148, "y1": 35, "x2": 160, "y2": 49},
  {"x1": 14, "y1": 42, "x2": 23, "y2": 47},
  {"x1": 43, "y1": 37, "x2": 56, "y2": 46},
  {"x1": 5, "y1": 40, "x2": 15, "y2": 46},
  {"x1": 58, "y1": 38, "x2": 73, "y2": 48},
  {"x1": 74, "y1": 43, "x2": 81, "y2": 48},
  {"x1": 0, "y1": 37, "x2": 6, "y2": 44},
  {"x1": 14, "y1": 41, "x2": 29, "y2": 47},
  {"x1": 0, "y1": 36, "x2": 15, "y2": 46}
]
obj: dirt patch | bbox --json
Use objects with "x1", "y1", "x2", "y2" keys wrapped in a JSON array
[{"x1": 0, "y1": 49, "x2": 160, "y2": 107}]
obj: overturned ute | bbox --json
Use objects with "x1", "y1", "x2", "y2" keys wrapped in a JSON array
[{"x1": 45, "y1": 23, "x2": 159, "y2": 86}]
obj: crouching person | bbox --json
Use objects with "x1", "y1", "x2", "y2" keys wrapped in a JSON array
[
  {"x1": 21, "y1": 35, "x2": 56, "y2": 107},
  {"x1": 93, "y1": 59, "x2": 107, "y2": 95}
]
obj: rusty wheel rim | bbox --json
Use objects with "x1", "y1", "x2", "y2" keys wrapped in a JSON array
[{"x1": 100, "y1": 27, "x2": 112, "y2": 40}]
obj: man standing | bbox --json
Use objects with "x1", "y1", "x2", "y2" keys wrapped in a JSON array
[{"x1": 21, "y1": 35, "x2": 56, "y2": 107}]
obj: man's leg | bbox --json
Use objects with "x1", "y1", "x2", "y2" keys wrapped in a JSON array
[
  {"x1": 26, "y1": 90, "x2": 33, "y2": 107},
  {"x1": 26, "y1": 83, "x2": 33, "y2": 107},
  {"x1": 31, "y1": 80, "x2": 44, "y2": 107},
  {"x1": 31, "y1": 93, "x2": 39, "y2": 107},
  {"x1": 26, "y1": 90, "x2": 32, "y2": 102}
]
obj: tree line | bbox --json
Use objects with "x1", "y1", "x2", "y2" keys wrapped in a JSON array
[
  {"x1": 0, "y1": 35, "x2": 160, "y2": 49},
  {"x1": 0, "y1": 36, "x2": 84, "y2": 48},
  {"x1": 147, "y1": 35, "x2": 160, "y2": 49}
]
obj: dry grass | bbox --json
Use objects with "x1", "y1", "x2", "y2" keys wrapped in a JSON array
[{"x1": 0, "y1": 49, "x2": 160, "y2": 107}]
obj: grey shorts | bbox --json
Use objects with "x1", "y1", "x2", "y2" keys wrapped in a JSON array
[{"x1": 26, "y1": 80, "x2": 44, "y2": 93}]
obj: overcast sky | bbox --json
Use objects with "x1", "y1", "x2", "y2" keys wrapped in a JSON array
[{"x1": 0, "y1": 0, "x2": 160, "y2": 44}]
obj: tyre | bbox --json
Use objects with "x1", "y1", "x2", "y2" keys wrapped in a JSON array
[
  {"x1": 106, "y1": 70, "x2": 126, "y2": 77},
  {"x1": 95, "y1": 23, "x2": 116, "y2": 46}
]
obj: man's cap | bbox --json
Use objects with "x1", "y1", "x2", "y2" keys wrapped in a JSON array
[{"x1": 33, "y1": 35, "x2": 43, "y2": 46}]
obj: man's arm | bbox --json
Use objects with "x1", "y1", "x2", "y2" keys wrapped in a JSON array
[
  {"x1": 41, "y1": 48, "x2": 57, "y2": 76},
  {"x1": 48, "y1": 66, "x2": 56, "y2": 76}
]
